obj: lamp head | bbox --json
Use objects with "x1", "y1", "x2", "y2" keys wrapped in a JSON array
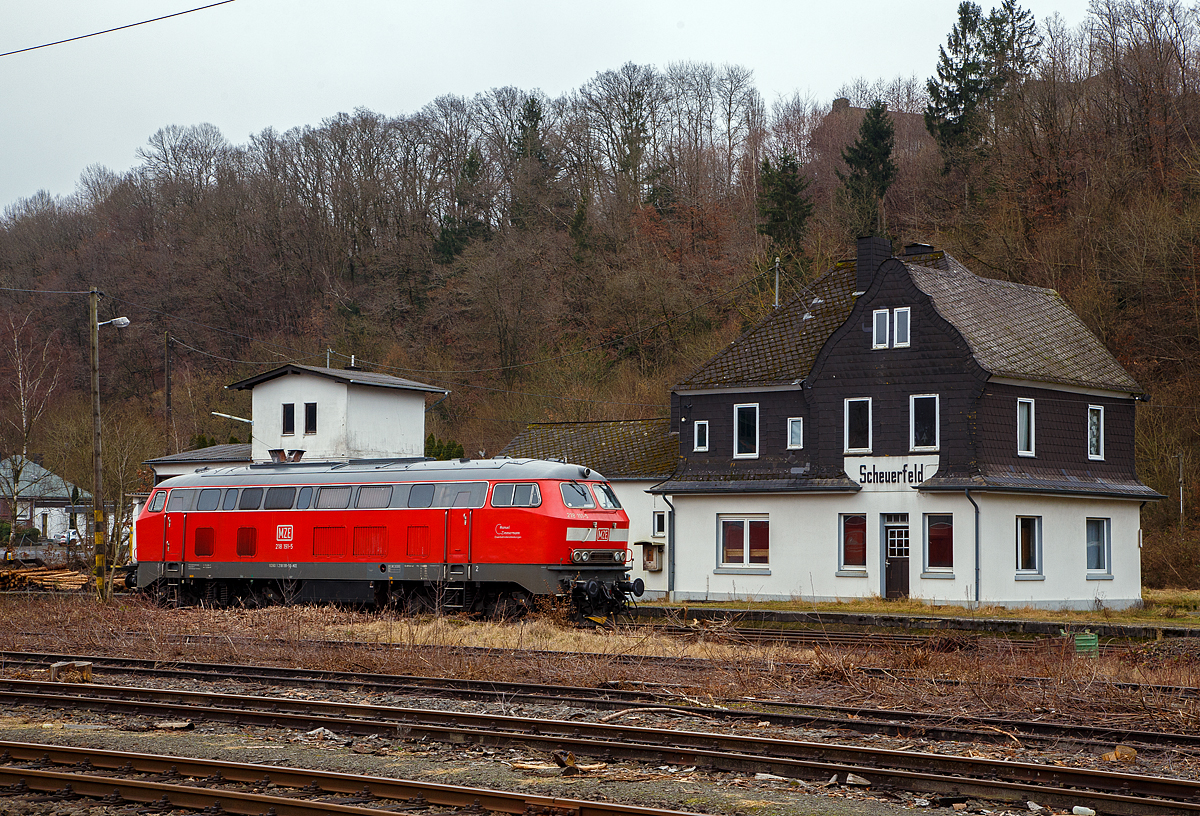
[{"x1": 111, "y1": 317, "x2": 130, "y2": 328}]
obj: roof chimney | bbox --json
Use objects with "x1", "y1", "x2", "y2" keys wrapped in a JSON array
[
  {"x1": 903, "y1": 243, "x2": 935, "y2": 256},
  {"x1": 345, "y1": 354, "x2": 362, "y2": 371},
  {"x1": 856, "y1": 236, "x2": 893, "y2": 293}
]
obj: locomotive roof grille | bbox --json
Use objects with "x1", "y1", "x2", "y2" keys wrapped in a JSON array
[{"x1": 155, "y1": 457, "x2": 605, "y2": 489}]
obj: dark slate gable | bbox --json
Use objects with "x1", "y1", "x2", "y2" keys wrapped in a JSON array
[
  {"x1": 500, "y1": 418, "x2": 678, "y2": 481},
  {"x1": 907, "y1": 262, "x2": 1142, "y2": 394}
]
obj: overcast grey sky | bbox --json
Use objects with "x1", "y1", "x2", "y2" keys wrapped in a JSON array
[{"x1": 1, "y1": 0, "x2": 1092, "y2": 211}]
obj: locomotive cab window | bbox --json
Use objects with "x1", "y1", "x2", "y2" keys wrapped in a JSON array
[
  {"x1": 433, "y1": 482, "x2": 487, "y2": 508},
  {"x1": 592, "y1": 483, "x2": 621, "y2": 509},
  {"x1": 492, "y1": 483, "x2": 541, "y2": 507},
  {"x1": 165, "y1": 490, "x2": 195, "y2": 512},
  {"x1": 148, "y1": 491, "x2": 167, "y2": 513},
  {"x1": 560, "y1": 482, "x2": 596, "y2": 509}
]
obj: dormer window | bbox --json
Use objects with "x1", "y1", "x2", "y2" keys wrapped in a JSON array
[{"x1": 872, "y1": 307, "x2": 911, "y2": 349}]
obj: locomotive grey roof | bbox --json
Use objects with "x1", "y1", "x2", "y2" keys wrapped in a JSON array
[
  {"x1": 227, "y1": 364, "x2": 448, "y2": 394},
  {"x1": 154, "y1": 457, "x2": 607, "y2": 489},
  {"x1": 501, "y1": 418, "x2": 677, "y2": 481}
]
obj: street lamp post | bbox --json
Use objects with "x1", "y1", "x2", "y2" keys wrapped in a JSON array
[{"x1": 89, "y1": 286, "x2": 129, "y2": 600}]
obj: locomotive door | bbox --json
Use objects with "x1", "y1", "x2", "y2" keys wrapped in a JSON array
[
  {"x1": 164, "y1": 508, "x2": 186, "y2": 569},
  {"x1": 446, "y1": 508, "x2": 471, "y2": 578}
]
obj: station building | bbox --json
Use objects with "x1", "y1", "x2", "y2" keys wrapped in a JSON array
[{"x1": 652, "y1": 237, "x2": 1160, "y2": 609}]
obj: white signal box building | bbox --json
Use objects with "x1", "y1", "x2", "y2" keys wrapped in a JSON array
[{"x1": 227, "y1": 365, "x2": 448, "y2": 463}]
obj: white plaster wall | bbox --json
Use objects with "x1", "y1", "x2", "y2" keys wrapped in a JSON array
[
  {"x1": 609, "y1": 480, "x2": 670, "y2": 598},
  {"x1": 344, "y1": 386, "x2": 428, "y2": 459},
  {"x1": 670, "y1": 490, "x2": 1143, "y2": 609},
  {"x1": 976, "y1": 493, "x2": 1142, "y2": 610},
  {"x1": 251, "y1": 376, "x2": 348, "y2": 461}
]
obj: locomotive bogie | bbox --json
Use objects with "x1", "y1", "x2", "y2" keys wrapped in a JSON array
[{"x1": 133, "y1": 458, "x2": 642, "y2": 617}]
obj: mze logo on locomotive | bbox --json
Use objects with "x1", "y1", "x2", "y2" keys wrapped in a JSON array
[{"x1": 131, "y1": 457, "x2": 645, "y2": 619}]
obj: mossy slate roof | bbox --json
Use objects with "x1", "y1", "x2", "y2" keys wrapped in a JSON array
[
  {"x1": 500, "y1": 418, "x2": 677, "y2": 481},
  {"x1": 676, "y1": 251, "x2": 1142, "y2": 394}
]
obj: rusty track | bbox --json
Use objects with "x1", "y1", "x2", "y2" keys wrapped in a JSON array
[
  {"x1": 2, "y1": 677, "x2": 1200, "y2": 814},
  {"x1": 0, "y1": 740, "x2": 694, "y2": 816}
]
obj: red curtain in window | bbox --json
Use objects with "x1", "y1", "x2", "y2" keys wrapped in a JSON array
[
  {"x1": 927, "y1": 517, "x2": 953, "y2": 568},
  {"x1": 722, "y1": 520, "x2": 744, "y2": 564},
  {"x1": 748, "y1": 520, "x2": 769, "y2": 564},
  {"x1": 843, "y1": 515, "x2": 866, "y2": 566}
]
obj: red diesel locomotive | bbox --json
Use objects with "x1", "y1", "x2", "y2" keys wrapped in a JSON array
[{"x1": 134, "y1": 457, "x2": 644, "y2": 618}]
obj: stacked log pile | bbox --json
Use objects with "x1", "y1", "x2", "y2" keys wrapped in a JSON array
[{"x1": 0, "y1": 565, "x2": 90, "y2": 591}]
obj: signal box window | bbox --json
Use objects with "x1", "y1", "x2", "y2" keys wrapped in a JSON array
[
  {"x1": 560, "y1": 482, "x2": 596, "y2": 509},
  {"x1": 304, "y1": 402, "x2": 317, "y2": 435},
  {"x1": 893, "y1": 307, "x2": 911, "y2": 347},
  {"x1": 492, "y1": 483, "x2": 542, "y2": 507},
  {"x1": 1017, "y1": 399, "x2": 1035, "y2": 456},
  {"x1": 1088, "y1": 405, "x2": 1104, "y2": 460},
  {"x1": 1087, "y1": 518, "x2": 1110, "y2": 573},
  {"x1": 721, "y1": 517, "x2": 769, "y2": 566},
  {"x1": 910, "y1": 395, "x2": 939, "y2": 451},
  {"x1": 872, "y1": 309, "x2": 889, "y2": 348},
  {"x1": 734, "y1": 404, "x2": 758, "y2": 458},
  {"x1": 282, "y1": 403, "x2": 295, "y2": 435},
  {"x1": 1016, "y1": 516, "x2": 1041, "y2": 574},
  {"x1": 840, "y1": 514, "x2": 867, "y2": 569},
  {"x1": 693, "y1": 420, "x2": 709, "y2": 452},
  {"x1": 787, "y1": 417, "x2": 803, "y2": 450},
  {"x1": 652, "y1": 510, "x2": 667, "y2": 537}
]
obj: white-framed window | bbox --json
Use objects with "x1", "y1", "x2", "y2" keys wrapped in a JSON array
[
  {"x1": 1017, "y1": 399, "x2": 1035, "y2": 457},
  {"x1": 282, "y1": 403, "x2": 295, "y2": 435},
  {"x1": 1016, "y1": 516, "x2": 1042, "y2": 573},
  {"x1": 910, "y1": 394, "x2": 939, "y2": 451},
  {"x1": 734, "y1": 404, "x2": 759, "y2": 458},
  {"x1": 844, "y1": 397, "x2": 872, "y2": 453},
  {"x1": 1088, "y1": 405, "x2": 1104, "y2": 460},
  {"x1": 894, "y1": 307, "x2": 911, "y2": 347},
  {"x1": 872, "y1": 309, "x2": 889, "y2": 348},
  {"x1": 925, "y1": 514, "x2": 953, "y2": 570},
  {"x1": 693, "y1": 420, "x2": 709, "y2": 452},
  {"x1": 720, "y1": 516, "x2": 769, "y2": 566},
  {"x1": 787, "y1": 417, "x2": 804, "y2": 449},
  {"x1": 840, "y1": 513, "x2": 867, "y2": 570},
  {"x1": 1086, "y1": 517, "x2": 1110, "y2": 573},
  {"x1": 652, "y1": 510, "x2": 667, "y2": 538}
]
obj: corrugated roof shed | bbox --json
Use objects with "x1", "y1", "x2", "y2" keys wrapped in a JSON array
[{"x1": 500, "y1": 418, "x2": 677, "y2": 481}]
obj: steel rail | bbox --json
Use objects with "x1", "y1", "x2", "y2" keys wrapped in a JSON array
[
  {"x1": 1, "y1": 650, "x2": 1195, "y2": 752},
  {"x1": 0, "y1": 740, "x2": 695, "y2": 816},
  {"x1": 2, "y1": 679, "x2": 1199, "y2": 814}
]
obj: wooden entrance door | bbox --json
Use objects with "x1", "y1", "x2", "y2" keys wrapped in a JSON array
[{"x1": 884, "y1": 516, "x2": 910, "y2": 599}]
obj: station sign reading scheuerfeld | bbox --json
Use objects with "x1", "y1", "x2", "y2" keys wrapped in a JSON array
[{"x1": 845, "y1": 456, "x2": 939, "y2": 491}]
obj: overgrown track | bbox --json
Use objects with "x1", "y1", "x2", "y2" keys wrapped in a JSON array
[
  {"x1": 3, "y1": 676, "x2": 1200, "y2": 814},
  {"x1": 0, "y1": 740, "x2": 691, "y2": 816}
]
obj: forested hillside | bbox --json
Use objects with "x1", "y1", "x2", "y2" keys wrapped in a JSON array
[{"x1": 4, "y1": 0, "x2": 1200, "y2": 584}]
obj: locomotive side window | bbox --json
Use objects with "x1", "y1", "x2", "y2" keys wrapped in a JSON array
[
  {"x1": 264, "y1": 487, "x2": 296, "y2": 510},
  {"x1": 196, "y1": 489, "x2": 222, "y2": 512},
  {"x1": 560, "y1": 482, "x2": 596, "y2": 509},
  {"x1": 389, "y1": 484, "x2": 412, "y2": 507},
  {"x1": 408, "y1": 484, "x2": 434, "y2": 508},
  {"x1": 239, "y1": 487, "x2": 264, "y2": 510},
  {"x1": 148, "y1": 491, "x2": 167, "y2": 512},
  {"x1": 222, "y1": 489, "x2": 239, "y2": 511},
  {"x1": 166, "y1": 489, "x2": 195, "y2": 512},
  {"x1": 316, "y1": 486, "x2": 351, "y2": 509},
  {"x1": 236, "y1": 527, "x2": 256, "y2": 557},
  {"x1": 492, "y1": 483, "x2": 541, "y2": 508},
  {"x1": 357, "y1": 485, "x2": 392, "y2": 508},
  {"x1": 434, "y1": 481, "x2": 486, "y2": 508},
  {"x1": 297, "y1": 486, "x2": 313, "y2": 509},
  {"x1": 592, "y1": 484, "x2": 621, "y2": 509},
  {"x1": 194, "y1": 527, "x2": 215, "y2": 557}
]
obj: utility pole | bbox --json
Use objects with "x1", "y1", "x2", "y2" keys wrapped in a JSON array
[
  {"x1": 164, "y1": 332, "x2": 173, "y2": 426},
  {"x1": 1179, "y1": 450, "x2": 1185, "y2": 533},
  {"x1": 90, "y1": 288, "x2": 106, "y2": 600}
]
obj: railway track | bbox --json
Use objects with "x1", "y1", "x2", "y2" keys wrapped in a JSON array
[
  {"x1": 2, "y1": 675, "x2": 1199, "y2": 814},
  {"x1": 0, "y1": 739, "x2": 692, "y2": 816},
  {"x1": 2, "y1": 650, "x2": 1197, "y2": 753}
]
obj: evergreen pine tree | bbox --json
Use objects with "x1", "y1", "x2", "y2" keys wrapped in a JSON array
[
  {"x1": 837, "y1": 100, "x2": 896, "y2": 237},
  {"x1": 756, "y1": 152, "x2": 813, "y2": 261}
]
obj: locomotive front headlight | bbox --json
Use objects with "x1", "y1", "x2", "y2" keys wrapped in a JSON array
[
  {"x1": 612, "y1": 550, "x2": 624, "y2": 563},
  {"x1": 572, "y1": 550, "x2": 583, "y2": 563},
  {"x1": 580, "y1": 550, "x2": 591, "y2": 562}
]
